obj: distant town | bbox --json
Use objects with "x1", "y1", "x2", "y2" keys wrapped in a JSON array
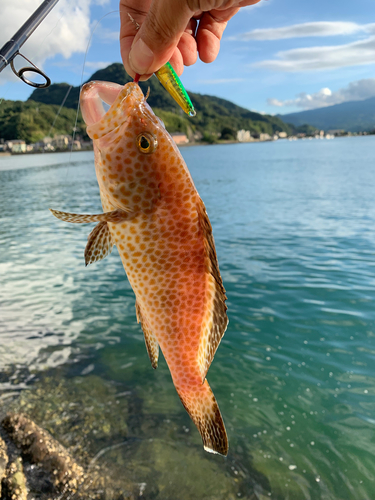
[{"x1": 0, "y1": 128, "x2": 371, "y2": 156}]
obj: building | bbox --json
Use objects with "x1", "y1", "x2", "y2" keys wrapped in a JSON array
[
  {"x1": 328, "y1": 129, "x2": 345, "y2": 136},
  {"x1": 237, "y1": 130, "x2": 253, "y2": 142},
  {"x1": 278, "y1": 131, "x2": 288, "y2": 139},
  {"x1": 6, "y1": 140, "x2": 26, "y2": 153},
  {"x1": 259, "y1": 133, "x2": 271, "y2": 141},
  {"x1": 53, "y1": 135, "x2": 70, "y2": 149},
  {"x1": 171, "y1": 133, "x2": 189, "y2": 145}
]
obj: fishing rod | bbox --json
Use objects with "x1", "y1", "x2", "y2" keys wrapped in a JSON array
[{"x1": 0, "y1": 0, "x2": 60, "y2": 88}]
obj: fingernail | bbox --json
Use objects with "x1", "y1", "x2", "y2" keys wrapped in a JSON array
[{"x1": 129, "y1": 38, "x2": 154, "y2": 75}]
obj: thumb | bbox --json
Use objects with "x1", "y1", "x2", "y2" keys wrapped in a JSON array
[{"x1": 128, "y1": 0, "x2": 193, "y2": 75}]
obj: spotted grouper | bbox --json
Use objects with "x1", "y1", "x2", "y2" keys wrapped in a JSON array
[{"x1": 51, "y1": 81, "x2": 229, "y2": 455}]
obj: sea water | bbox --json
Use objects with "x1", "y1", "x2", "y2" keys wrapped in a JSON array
[{"x1": 1, "y1": 136, "x2": 375, "y2": 499}]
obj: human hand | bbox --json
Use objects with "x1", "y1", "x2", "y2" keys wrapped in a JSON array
[{"x1": 120, "y1": 0, "x2": 261, "y2": 79}]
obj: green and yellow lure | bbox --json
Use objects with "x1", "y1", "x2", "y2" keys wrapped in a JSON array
[
  {"x1": 128, "y1": 13, "x2": 195, "y2": 117},
  {"x1": 154, "y1": 62, "x2": 196, "y2": 117}
]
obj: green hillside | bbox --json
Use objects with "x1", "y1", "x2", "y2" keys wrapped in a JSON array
[
  {"x1": 28, "y1": 63, "x2": 292, "y2": 138},
  {"x1": 0, "y1": 99, "x2": 87, "y2": 144}
]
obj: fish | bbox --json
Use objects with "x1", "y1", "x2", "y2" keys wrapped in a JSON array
[{"x1": 50, "y1": 81, "x2": 228, "y2": 456}]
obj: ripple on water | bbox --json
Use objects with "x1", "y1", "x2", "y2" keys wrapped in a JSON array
[{"x1": 1, "y1": 141, "x2": 375, "y2": 499}]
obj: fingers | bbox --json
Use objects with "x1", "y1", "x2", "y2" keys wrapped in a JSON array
[
  {"x1": 119, "y1": 0, "x2": 153, "y2": 78},
  {"x1": 195, "y1": 8, "x2": 239, "y2": 63},
  {"x1": 119, "y1": 0, "x2": 263, "y2": 78},
  {"x1": 126, "y1": 0, "x2": 194, "y2": 75}
]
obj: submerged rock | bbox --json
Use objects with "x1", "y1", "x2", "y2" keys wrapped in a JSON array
[
  {"x1": 0, "y1": 434, "x2": 8, "y2": 497},
  {"x1": 1, "y1": 413, "x2": 136, "y2": 500},
  {"x1": 2, "y1": 413, "x2": 84, "y2": 495},
  {"x1": 2, "y1": 457, "x2": 27, "y2": 500}
]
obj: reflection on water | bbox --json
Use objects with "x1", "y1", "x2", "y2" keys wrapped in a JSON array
[{"x1": 1, "y1": 139, "x2": 375, "y2": 499}]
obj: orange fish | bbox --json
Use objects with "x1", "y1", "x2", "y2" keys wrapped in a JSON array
[{"x1": 51, "y1": 81, "x2": 229, "y2": 455}]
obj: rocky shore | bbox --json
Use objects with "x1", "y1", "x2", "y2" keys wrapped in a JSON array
[{"x1": 0, "y1": 413, "x2": 135, "y2": 500}]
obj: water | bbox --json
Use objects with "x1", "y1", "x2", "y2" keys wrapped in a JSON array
[{"x1": 1, "y1": 138, "x2": 375, "y2": 499}]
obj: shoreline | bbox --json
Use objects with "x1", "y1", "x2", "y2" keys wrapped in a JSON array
[{"x1": 1, "y1": 133, "x2": 371, "y2": 157}]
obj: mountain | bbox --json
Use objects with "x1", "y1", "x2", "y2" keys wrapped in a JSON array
[
  {"x1": 28, "y1": 63, "x2": 292, "y2": 138},
  {"x1": 280, "y1": 96, "x2": 375, "y2": 132}
]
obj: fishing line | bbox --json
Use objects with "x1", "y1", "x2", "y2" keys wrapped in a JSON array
[
  {"x1": 45, "y1": 84, "x2": 72, "y2": 149},
  {"x1": 69, "y1": 9, "x2": 120, "y2": 164}
]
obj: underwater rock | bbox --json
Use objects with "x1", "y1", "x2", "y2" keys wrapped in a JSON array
[
  {"x1": 1, "y1": 413, "x2": 136, "y2": 500},
  {"x1": 2, "y1": 457, "x2": 27, "y2": 500},
  {"x1": 0, "y1": 434, "x2": 8, "y2": 497},
  {"x1": 13, "y1": 375, "x2": 129, "y2": 460},
  {"x1": 2, "y1": 413, "x2": 84, "y2": 495}
]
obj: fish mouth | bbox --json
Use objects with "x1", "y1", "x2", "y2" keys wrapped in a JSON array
[
  {"x1": 80, "y1": 81, "x2": 123, "y2": 126},
  {"x1": 80, "y1": 81, "x2": 145, "y2": 138}
]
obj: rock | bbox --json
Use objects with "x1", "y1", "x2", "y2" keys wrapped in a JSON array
[
  {"x1": 1, "y1": 413, "x2": 136, "y2": 499},
  {"x1": 2, "y1": 457, "x2": 27, "y2": 500},
  {"x1": 2, "y1": 413, "x2": 85, "y2": 495},
  {"x1": 0, "y1": 434, "x2": 9, "y2": 497}
]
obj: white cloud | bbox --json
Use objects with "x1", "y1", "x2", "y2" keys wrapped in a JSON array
[
  {"x1": 0, "y1": 0, "x2": 109, "y2": 81},
  {"x1": 267, "y1": 79, "x2": 375, "y2": 110},
  {"x1": 255, "y1": 35, "x2": 375, "y2": 72},
  {"x1": 95, "y1": 27, "x2": 120, "y2": 42},
  {"x1": 243, "y1": 0, "x2": 272, "y2": 9},
  {"x1": 230, "y1": 21, "x2": 372, "y2": 41},
  {"x1": 198, "y1": 78, "x2": 244, "y2": 84},
  {"x1": 84, "y1": 61, "x2": 113, "y2": 70}
]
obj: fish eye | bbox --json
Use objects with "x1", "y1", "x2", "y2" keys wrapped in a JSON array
[{"x1": 136, "y1": 132, "x2": 157, "y2": 154}]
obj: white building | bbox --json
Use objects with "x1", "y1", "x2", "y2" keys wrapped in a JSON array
[
  {"x1": 259, "y1": 133, "x2": 271, "y2": 141},
  {"x1": 53, "y1": 135, "x2": 70, "y2": 149},
  {"x1": 237, "y1": 130, "x2": 253, "y2": 142},
  {"x1": 6, "y1": 140, "x2": 26, "y2": 153}
]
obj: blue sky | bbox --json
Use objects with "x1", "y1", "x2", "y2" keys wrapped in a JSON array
[{"x1": 0, "y1": 0, "x2": 375, "y2": 115}]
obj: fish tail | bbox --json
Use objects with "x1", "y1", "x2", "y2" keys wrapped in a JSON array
[{"x1": 177, "y1": 379, "x2": 228, "y2": 456}]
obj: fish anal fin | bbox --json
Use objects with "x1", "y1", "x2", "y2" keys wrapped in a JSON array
[
  {"x1": 50, "y1": 208, "x2": 132, "y2": 224},
  {"x1": 136, "y1": 302, "x2": 159, "y2": 369},
  {"x1": 196, "y1": 197, "x2": 228, "y2": 381},
  {"x1": 177, "y1": 380, "x2": 228, "y2": 456},
  {"x1": 85, "y1": 221, "x2": 114, "y2": 266}
]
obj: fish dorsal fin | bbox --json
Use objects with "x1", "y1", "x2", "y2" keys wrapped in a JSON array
[
  {"x1": 85, "y1": 221, "x2": 114, "y2": 266},
  {"x1": 196, "y1": 198, "x2": 228, "y2": 382},
  {"x1": 136, "y1": 301, "x2": 159, "y2": 369}
]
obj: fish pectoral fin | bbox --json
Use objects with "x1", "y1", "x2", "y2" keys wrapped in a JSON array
[
  {"x1": 49, "y1": 208, "x2": 132, "y2": 224},
  {"x1": 136, "y1": 302, "x2": 159, "y2": 369},
  {"x1": 85, "y1": 221, "x2": 113, "y2": 266}
]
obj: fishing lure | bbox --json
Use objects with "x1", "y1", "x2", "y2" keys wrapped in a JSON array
[
  {"x1": 154, "y1": 62, "x2": 196, "y2": 117},
  {"x1": 128, "y1": 13, "x2": 196, "y2": 117}
]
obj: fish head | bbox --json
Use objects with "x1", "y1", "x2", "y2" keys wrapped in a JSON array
[{"x1": 80, "y1": 81, "x2": 173, "y2": 212}]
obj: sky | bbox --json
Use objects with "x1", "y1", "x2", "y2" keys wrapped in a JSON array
[{"x1": 0, "y1": 0, "x2": 375, "y2": 115}]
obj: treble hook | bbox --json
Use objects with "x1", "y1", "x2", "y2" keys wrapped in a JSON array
[{"x1": 0, "y1": 0, "x2": 60, "y2": 89}]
